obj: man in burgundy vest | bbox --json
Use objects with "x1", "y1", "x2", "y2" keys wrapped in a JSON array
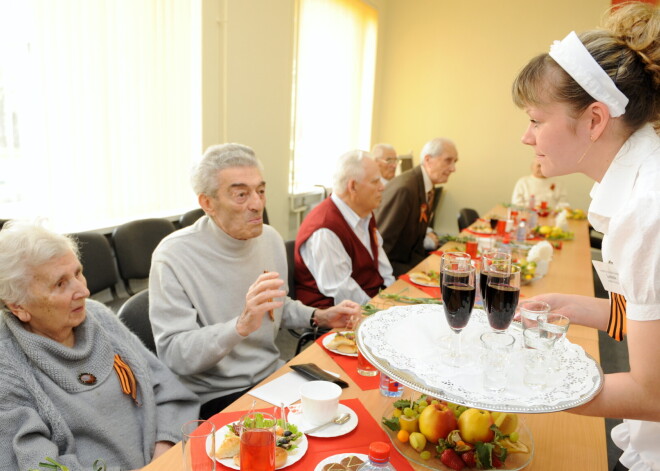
[{"x1": 295, "y1": 150, "x2": 395, "y2": 307}]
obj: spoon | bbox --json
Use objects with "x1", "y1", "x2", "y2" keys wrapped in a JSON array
[{"x1": 303, "y1": 413, "x2": 351, "y2": 434}]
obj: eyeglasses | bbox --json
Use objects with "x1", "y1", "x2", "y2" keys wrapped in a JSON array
[{"x1": 379, "y1": 157, "x2": 400, "y2": 164}]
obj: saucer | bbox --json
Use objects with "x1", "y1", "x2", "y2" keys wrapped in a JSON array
[{"x1": 288, "y1": 403, "x2": 358, "y2": 438}]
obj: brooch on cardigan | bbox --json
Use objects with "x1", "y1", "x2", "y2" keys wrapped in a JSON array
[{"x1": 78, "y1": 373, "x2": 97, "y2": 385}]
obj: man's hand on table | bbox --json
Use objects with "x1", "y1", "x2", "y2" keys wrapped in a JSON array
[
  {"x1": 314, "y1": 300, "x2": 362, "y2": 329},
  {"x1": 237, "y1": 271, "x2": 286, "y2": 337}
]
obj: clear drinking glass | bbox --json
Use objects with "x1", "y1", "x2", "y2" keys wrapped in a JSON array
[
  {"x1": 441, "y1": 263, "x2": 476, "y2": 367},
  {"x1": 519, "y1": 300, "x2": 551, "y2": 334},
  {"x1": 238, "y1": 412, "x2": 277, "y2": 471},
  {"x1": 480, "y1": 331, "x2": 515, "y2": 393},
  {"x1": 182, "y1": 420, "x2": 216, "y2": 471},
  {"x1": 485, "y1": 264, "x2": 521, "y2": 331},
  {"x1": 538, "y1": 313, "x2": 571, "y2": 371}
]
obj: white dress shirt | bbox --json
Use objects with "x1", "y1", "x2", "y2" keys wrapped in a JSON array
[
  {"x1": 588, "y1": 124, "x2": 660, "y2": 471},
  {"x1": 300, "y1": 193, "x2": 395, "y2": 305}
]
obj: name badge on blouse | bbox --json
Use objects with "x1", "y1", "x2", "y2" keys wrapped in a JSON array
[{"x1": 592, "y1": 260, "x2": 623, "y2": 295}]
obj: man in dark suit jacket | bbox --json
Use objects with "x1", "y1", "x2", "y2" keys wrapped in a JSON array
[{"x1": 375, "y1": 138, "x2": 458, "y2": 276}]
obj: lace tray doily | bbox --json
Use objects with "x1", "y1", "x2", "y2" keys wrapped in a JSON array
[{"x1": 357, "y1": 304, "x2": 603, "y2": 413}]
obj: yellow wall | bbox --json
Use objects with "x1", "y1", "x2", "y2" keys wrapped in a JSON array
[
  {"x1": 202, "y1": 0, "x2": 296, "y2": 237},
  {"x1": 202, "y1": 0, "x2": 611, "y2": 236},
  {"x1": 373, "y1": 0, "x2": 610, "y2": 234}
]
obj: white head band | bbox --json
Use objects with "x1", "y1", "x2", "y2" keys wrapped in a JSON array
[{"x1": 549, "y1": 31, "x2": 628, "y2": 117}]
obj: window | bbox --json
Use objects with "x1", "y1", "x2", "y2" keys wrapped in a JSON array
[
  {"x1": 290, "y1": 0, "x2": 378, "y2": 193},
  {"x1": 0, "y1": 0, "x2": 201, "y2": 232}
]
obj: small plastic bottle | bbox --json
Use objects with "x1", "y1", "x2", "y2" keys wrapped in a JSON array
[
  {"x1": 379, "y1": 372, "x2": 403, "y2": 397},
  {"x1": 358, "y1": 441, "x2": 396, "y2": 470},
  {"x1": 516, "y1": 218, "x2": 527, "y2": 243}
]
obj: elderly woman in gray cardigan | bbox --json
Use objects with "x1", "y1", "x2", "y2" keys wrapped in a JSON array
[{"x1": 0, "y1": 222, "x2": 200, "y2": 471}]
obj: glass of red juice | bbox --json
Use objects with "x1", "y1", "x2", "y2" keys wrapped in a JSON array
[{"x1": 238, "y1": 412, "x2": 277, "y2": 471}]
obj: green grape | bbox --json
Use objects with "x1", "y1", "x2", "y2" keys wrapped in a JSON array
[
  {"x1": 417, "y1": 402, "x2": 427, "y2": 412},
  {"x1": 453, "y1": 409, "x2": 461, "y2": 418},
  {"x1": 510, "y1": 431, "x2": 519, "y2": 442},
  {"x1": 457, "y1": 406, "x2": 467, "y2": 415},
  {"x1": 430, "y1": 400, "x2": 439, "y2": 406},
  {"x1": 420, "y1": 451, "x2": 431, "y2": 460},
  {"x1": 403, "y1": 407, "x2": 415, "y2": 418}
]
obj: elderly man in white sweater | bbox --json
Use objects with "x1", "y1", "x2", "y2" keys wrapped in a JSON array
[{"x1": 149, "y1": 143, "x2": 361, "y2": 419}]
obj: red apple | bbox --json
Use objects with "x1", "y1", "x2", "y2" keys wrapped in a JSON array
[
  {"x1": 418, "y1": 402, "x2": 458, "y2": 443},
  {"x1": 457, "y1": 408, "x2": 494, "y2": 444}
]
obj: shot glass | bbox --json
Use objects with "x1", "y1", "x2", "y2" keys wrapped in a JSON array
[
  {"x1": 538, "y1": 313, "x2": 570, "y2": 372},
  {"x1": 519, "y1": 300, "x2": 551, "y2": 334},
  {"x1": 480, "y1": 331, "x2": 515, "y2": 393},
  {"x1": 182, "y1": 420, "x2": 216, "y2": 471},
  {"x1": 522, "y1": 328, "x2": 553, "y2": 390}
]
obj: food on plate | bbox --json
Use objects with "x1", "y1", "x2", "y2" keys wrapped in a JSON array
[
  {"x1": 233, "y1": 446, "x2": 288, "y2": 468},
  {"x1": 340, "y1": 455, "x2": 365, "y2": 471},
  {"x1": 320, "y1": 455, "x2": 364, "y2": 471},
  {"x1": 532, "y1": 225, "x2": 574, "y2": 240},
  {"x1": 382, "y1": 395, "x2": 529, "y2": 469},
  {"x1": 470, "y1": 223, "x2": 494, "y2": 234},
  {"x1": 457, "y1": 409, "x2": 494, "y2": 444},
  {"x1": 418, "y1": 401, "x2": 458, "y2": 444},
  {"x1": 409, "y1": 432, "x2": 427, "y2": 452},
  {"x1": 517, "y1": 259, "x2": 537, "y2": 282},
  {"x1": 215, "y1": 432, "x2": 240, "y2": 458},
  {"x1": 322, "y1": 463, "x2": 347, "y2": 471},
  {"x1": 563, "y1": 207, "x2": 587, "y2": 219},
  {"x1": 409, "y1": 270, "x2": 440, "y2": 285},
  {"x1": 327, "y1": 331, "x2": 357, "y2": 354}
]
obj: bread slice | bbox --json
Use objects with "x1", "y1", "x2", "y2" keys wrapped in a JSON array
[
  {"x1": 328, "y1": 332, "x2": 357, "y2": 353},
  {"x1": 214, "y1": 433, "x2": 240, "y2": 459}
]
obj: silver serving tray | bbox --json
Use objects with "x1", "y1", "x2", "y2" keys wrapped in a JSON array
[{"x1": 356, "y1": 305, "x2": 603, "y2": 413}]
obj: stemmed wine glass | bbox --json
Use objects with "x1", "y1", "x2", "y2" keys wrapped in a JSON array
[
  {"x1": 441, "y1": 261, "x2": 476, "y2": 367},
  {"x1": 440, "y1": 251, "x2": 471, "y2": 285},
  {"x1": 485, "y1": 264, "x2": 521, "y2": 331},
  {"x1": 479, "y1": 251, "x2": 512, "y2": 302}
]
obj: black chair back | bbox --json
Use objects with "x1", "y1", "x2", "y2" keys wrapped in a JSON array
[
  {"x1": 457, "y1": 208, "x2": 480, "y2": 232},
  {"x1": 285, "y1": 239, "x2": 296, "y2": 299},
  {"x1": 117, "y1": 289, "x2": 156, "y2": 354},
  {"x1": 179, "y1": 208, "x2": 205, "y2": 228},
  {"x1": 73, "y1": 232, "x2": 122, "y2": 303},
  {"x1": 112, "y1": 218, "x2": 176, "y2": 295}
]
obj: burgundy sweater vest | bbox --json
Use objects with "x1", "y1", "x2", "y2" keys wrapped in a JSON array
[{"x1": 294, "y1": 198, "x2": 385, "y2": 308}]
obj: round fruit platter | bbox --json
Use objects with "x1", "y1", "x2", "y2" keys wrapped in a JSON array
[
  {"x1": 356, "y1": 304, "x2": 604, "y2": 413},
  {"x1": 380, "y1": 401, "x2": 534, "y2": 471}
]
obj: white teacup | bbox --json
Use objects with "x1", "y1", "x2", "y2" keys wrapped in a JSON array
[{"x1": 299, "y1": 380, "x2": 341, "y2": 425}]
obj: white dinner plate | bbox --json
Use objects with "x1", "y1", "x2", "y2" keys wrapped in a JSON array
[
  {"x1": 314, "y1": 453, "x2": 368, "y2": 471},
  {"x1": 408, "y1": 272, "x2": 440, "y2": 288},
  {"x1": 322, "y1": 332, "x2": 358, "y2": 357},
  {"x1": 206, "y1": 422, "x2": 308, "y2": 469},
  {"x1": 287, "y1": 403, "x2": 359, "y2": 438}
]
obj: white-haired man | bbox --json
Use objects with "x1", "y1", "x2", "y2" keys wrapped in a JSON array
[
  {"x1": 149, "y1": 144, "x2": 361, "y2": 419},
  {"x1": 372, "y1": 143, "x2": 399, "y2": 186},
  {"x1": 376, "y1": 138, "x2": 458, "y2": 276},
  {"x1": 295, "y1": 150, "x2": 395, "y2": 307}
]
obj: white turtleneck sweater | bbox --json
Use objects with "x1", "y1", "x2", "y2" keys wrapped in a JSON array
[{"x1": 149, "y1": 216, "x2": 313, "y2": 404}]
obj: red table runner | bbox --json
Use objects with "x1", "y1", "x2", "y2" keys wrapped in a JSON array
[
  {"x1": 207, "y1": 398, "x2": 414, "y2": 470},
  {"x1": 315, "y1": 332, "x2": 379, "y2": 390}
]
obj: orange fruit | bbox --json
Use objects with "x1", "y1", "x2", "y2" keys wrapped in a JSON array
[{"x1": 397, "y1": 429, "x2": 410, "y2": 443}]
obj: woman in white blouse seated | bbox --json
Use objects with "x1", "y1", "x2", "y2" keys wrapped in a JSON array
[{"x1": 511, "y1": 159, "x2": 569, "y2": 209}]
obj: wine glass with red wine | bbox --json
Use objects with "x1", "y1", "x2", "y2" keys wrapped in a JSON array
[
  {"x1": 441, "y1": 262, "x2": 476, "y2": 367},
  {"x1": 479, "y1": 251, "x2": 512, "y2": 302},
  {"x1": 485, "y1": 264, "x2": 521, "y2": 331}
]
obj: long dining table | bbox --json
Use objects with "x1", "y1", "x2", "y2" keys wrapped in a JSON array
[{"x1": 145, "y1": 206, "x2": 607, "y2": 470}]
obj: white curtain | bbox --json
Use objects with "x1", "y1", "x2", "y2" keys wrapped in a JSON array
[
  {"x1": 0, "y1": 0, "x2": 201, "y2": 232},
  {"x1": 290, "y1": 0, "x2": 378, "y2": 193}
]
